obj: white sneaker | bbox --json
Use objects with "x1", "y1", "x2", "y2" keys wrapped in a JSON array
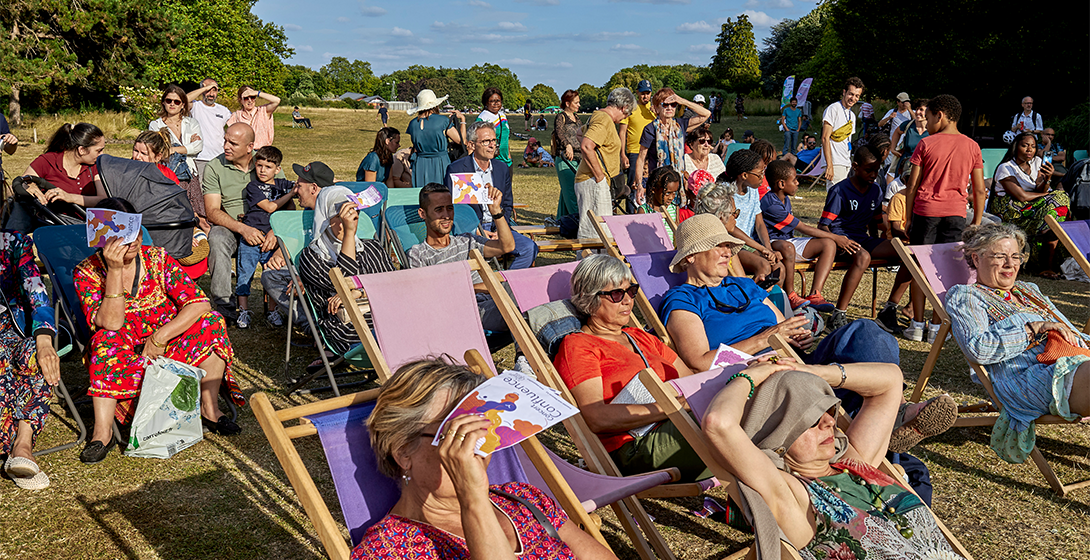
[
  {"x1": 902, "y1": 321, "x2": 925, "y2": 342},
  {"x1": 513, "y1": 355, "x2": 536, "y2": 379},
  {"x1": 237, "y1": 309, "x2": 253, "y2": 329},
  {"x1": 267, "y1": 310, "x2": 284, "y2": 327},
  {"x1": 927, "y1": 325, "x2": 951, "y2": 344}
]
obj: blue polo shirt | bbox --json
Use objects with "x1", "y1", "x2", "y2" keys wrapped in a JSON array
[
  {"x1": 819, "y1": 178, "x2": 883, "y2": 241},
  {"x1": 761, "y1": 192, "x2": 799, "y2": 241},
  {"x1": 660, "y1": 278, "x2": 778, "y2": 348}
]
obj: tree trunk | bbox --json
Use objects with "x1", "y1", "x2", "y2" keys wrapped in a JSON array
[{"x1": 8, "y1": 85, "x2": 21, "y2": 128}]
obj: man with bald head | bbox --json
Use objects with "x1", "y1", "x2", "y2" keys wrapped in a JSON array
[
  {"x1": 203, "y1": 122, "x2": 286, "y2": 320},
  {"x1": 1011, "y1": 96, "x2": 1043, "y2": 136}
]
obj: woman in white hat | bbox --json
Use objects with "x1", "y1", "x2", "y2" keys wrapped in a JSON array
[{"x1": 406, "y1": 89, "x2": 465, "y2": 188}]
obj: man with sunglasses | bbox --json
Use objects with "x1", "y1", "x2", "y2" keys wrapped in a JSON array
[
  {"x1": 443, "y1": 121, "x2": 538, "y2": 270},
  {"x1": 187, "y1": 78, "x2": 232, "y2": 179}
]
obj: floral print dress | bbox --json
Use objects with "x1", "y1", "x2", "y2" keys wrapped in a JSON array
[
  {"x1": 0, "y1": 232, "x2": 56, "y2": 454},
  {"x1": 74, "y1": 245, "x2": 244, "y2": 423},
  {"x1": 800, "y1": 459, "x2": 965, "y2": 560}
]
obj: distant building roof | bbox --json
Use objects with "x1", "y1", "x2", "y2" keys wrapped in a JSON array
[
  {"x1": 338, "y1": 92, "x2": 367, "y2": 100},
  {"x1": 363, "y1": 95, "x2": 387, "y2": 104}
]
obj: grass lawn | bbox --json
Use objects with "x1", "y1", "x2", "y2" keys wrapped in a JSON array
[{"x1": 2, "y1": 107, "x2": 1089, "y2": 559}]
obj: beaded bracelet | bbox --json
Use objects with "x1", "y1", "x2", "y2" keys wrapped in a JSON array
[{"x1": 727, "y1": 372, "x2": 755, "y2": 399}]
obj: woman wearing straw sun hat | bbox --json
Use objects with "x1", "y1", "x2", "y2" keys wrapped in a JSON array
[{"x1": 406, "y1": 89, "x2": 465, "y2": 188}]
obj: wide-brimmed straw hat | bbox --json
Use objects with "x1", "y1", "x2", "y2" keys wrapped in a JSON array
[
  {"x1": 406, "y1": 89, "x2": 450, "y2": 115},
  {"x1": 669, "y1": 214, "x2": 745, "y2": 273}
]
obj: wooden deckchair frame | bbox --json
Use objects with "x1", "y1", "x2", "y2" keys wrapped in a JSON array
[
  {"x1": 891, "y1": 238, "x2": 1090, "y2": 496},
  {"x1": 326, "y1": 258, "x2": 670, "y2": 559},
  {"x1": 253, "y1": 382, "x2": 613, "y2": 560},
  {"x1": 1045, "y1": 214, "x2": 1090, "y2": 334}
]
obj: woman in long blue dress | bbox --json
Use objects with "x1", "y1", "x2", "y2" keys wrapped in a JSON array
[{"x1": 405, "y1": 90, "x2": 465, "y2": 188}]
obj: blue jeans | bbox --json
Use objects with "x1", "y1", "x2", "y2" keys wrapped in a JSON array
[
  {"x1": 804, "y1": 319, "x2": 900, "y2": 419},
  {"x1": 483, "y1": 222, "x2": 538, "y2": 270},
  {"x1": 236, "y1": 241, "x2": 273, "y2": 297},
  {"x1": 783, "y1": 130, "x2": 799, "y2": 155}
]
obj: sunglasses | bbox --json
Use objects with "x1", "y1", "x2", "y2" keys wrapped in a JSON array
[
  {"x1": 242, "y1": 95, "x2": 258, "y2": 101},
  {"x1": 811, "y1": 406, "x2": 839, "y2": 428},
  {"x1": 705, "y1": 283, "x2": 751, "y2": 314},
  {"x1": 661, "y1": 102, "x2": 678, "y2": 108},
  {"x1": 163, "y1": 98, "x2": 183, "y2": 106},
  {"x1": 696, "y1": 138, "x2": 713, "y2": 145},
  {"x1": 597, "y1": 284, "x2": 640, "y2": 303}
]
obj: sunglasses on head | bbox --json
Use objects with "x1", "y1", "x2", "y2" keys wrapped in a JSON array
[
  {"x1": 597, "y1": 285, "x2": 640, "y2": 303},
  {"x1": 163, "y1": 98, "x2": 183, "y2": 106},
  {"x1": 812, "y1": 406, "x2": 839, "y2": 428}
]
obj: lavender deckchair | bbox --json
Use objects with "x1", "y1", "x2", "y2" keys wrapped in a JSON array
[
  {"x1": 891, "y1": 238, "x2": 1090, "y2": 496},
  {"x1": 1047, "y1": 215, "x2": 1090, "y2": 320},
  {"x1": 326, "y1": 256, "x2": 680, "y2": 558}
]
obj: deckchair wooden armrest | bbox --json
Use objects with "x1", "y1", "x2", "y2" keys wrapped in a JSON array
[
  {"x1": 535, "y1": 238, "x2": 605, "y2": 252},
  {"x1": 512, "y1": 224, "x2": 560, "y2": 236}
]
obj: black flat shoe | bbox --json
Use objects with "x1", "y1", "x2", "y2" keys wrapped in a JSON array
[
  {"x1": 80, "y1": 439, "x2": 117, "y2": 464},
  {"x1": 202, "y1": 415, "x2": 242, "y2": 436}
]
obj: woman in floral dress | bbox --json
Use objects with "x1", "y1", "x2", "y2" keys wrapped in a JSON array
[
  {"x1": 0, "y1": 231, "x2": 60, "y2": 490},
  {"x1": 74, "y1": 198, "x2": 244, "y2": 464}
]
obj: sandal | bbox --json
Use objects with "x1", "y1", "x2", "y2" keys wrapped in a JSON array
[
  {"x1": 889, "y1": 395, "x2": 958, "y2": 453},
  {"x1": 4, "y1": 456, "x2": 40, "y2": 478},
  {"x1": 12, "y1": 470, "x2": 50, "y2": 490}
]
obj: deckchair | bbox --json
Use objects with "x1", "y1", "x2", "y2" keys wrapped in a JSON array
[
  {"x1": 382, "y1": 203, "x2": 481, "y2": 267},
  {"x1": 252, "y1": 374, "x2": 611, "y2": 560},
  {"x1": 980, "y1": 148, "x2": 1007, "y2": 180},
  {"x1": 1074, "y1": 149, "x2": 1089, "y2": 163},
  {"x1": 483, "y1": 255, "x2": 717, "y2": 560},
  {"x1": 725, "y1": 142, "x2": 751, "y2": 159},
  {"x1": 1046, "y1": 214, "x2": 1090, "y2": 328},
  {"x1": 639, "y1": 362, "x2": 973, "y2": 559},
  {"x1": 337, "y1": 181, "x2": 387, "y2": 238},
  {"x1": 327, "y1": 255, "x2": 682, "y2": 559},
  {"x1": 269, "y1": 210, "x2": 376, "y2": 396},
  {"x1": 891, "y1": 238, "x2": 1090, "y2": 496},
  {"x1": 800, "y1": 150, "x2": 827, "y2": 189}
]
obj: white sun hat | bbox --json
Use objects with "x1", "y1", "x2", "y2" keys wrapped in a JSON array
[{"x1": 407, "y1": 89, "x2": 450, "y2": 115}]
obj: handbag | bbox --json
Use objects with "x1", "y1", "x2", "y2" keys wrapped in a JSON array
[
  {"x1": 1035, "y1": 330, "x2": 1090, "y2": 365},
  {"x1": 594, "y1": 146, "x2": 630, "y2": 201},
  {"x1": 167, "y1": 145, "x2": 192, "y2": 181},
  {"x1": 447, "y1": 119, "x2": 467, "y2": 162}
]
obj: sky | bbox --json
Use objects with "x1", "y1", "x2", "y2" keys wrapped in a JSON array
[{"x1": 252, "y1": 0, "x2": 820, "y2": 92}]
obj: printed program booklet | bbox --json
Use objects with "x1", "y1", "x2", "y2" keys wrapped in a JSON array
[
  {"x1": 87, "y1": 208, "x2": 142, "y2": 248},
  {"x1": 346, "y1": 186, "x2": 382, "y2": 210},
  {"x1": 449, "y1": 172, "x2": 492, "y2": 205}
]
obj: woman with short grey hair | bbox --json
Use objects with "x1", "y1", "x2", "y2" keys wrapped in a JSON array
[
  {"x1": 573, "y1": 87, "x2": 636, "y2": 238},
  {"x1": 694, "y1": 182, "x2": 746, "y2": 277},
  {"x1": 552, "y1": 254, "x2": 707, "y2": 482}
]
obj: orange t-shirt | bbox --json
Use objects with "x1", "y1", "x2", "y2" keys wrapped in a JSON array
[
  {"x1": 553, "y1": 328, "x2": 679, "y2": 452},
  {"x1": 226, "y1": 105, "x2": 275, "y2": 149}
]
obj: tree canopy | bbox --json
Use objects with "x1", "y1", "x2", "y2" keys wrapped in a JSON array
[{"x1": 711, "y1": 15, "x2": 761, "y2": 94}]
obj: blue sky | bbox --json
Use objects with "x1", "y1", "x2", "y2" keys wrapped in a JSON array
[{"x1": 252, "y1": 0, "x2": 819, "y2": 91}]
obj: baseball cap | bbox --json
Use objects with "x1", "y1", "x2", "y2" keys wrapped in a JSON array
[
  {"x1": 293, "y1": 161, "x2": 335, "y2": 187},
  {"x1": 636, "y1": 80, "x2": 653, "y2": 93},
  {"x1": 896, "y1": 92, "x2": 910, "y2": 102},
  {"x1": 694, "y1": 94, "x2": 706, "y2": 103}
]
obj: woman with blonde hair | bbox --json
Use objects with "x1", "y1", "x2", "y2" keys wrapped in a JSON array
[{"x1": 226, "y1": 85, "x2": 281, "y2": 149}]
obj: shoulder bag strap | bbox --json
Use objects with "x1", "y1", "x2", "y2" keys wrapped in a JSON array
[
  {"x1": 623, "y1": 331, "x2": 651, "y2": 368},
  {"x1": 488, "y1": 488, "x2": 560, "y2": 541}
]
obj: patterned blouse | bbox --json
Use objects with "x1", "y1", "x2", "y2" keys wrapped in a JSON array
[
  {"x1": 552, "y1": 112, "x2": 583, "y2": 160},
  {"x1": 0, "y1": 231, "x2": 55, "y2": 338},
  {"x1": 352, "y1": 482, "x2": 572, "y2": 560}
]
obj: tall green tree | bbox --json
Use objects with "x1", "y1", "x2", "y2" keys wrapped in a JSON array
[
  {"x1": 145, "y1": 0, "x2": 292, "y2": 102},
  {"x1": 0, "y1": 0, "x2": 176, "y2": 125},
  {"x1": 528, "y1": 84, "x2": 560, "y2": 109},
  {"x1": 710, "y1": 15, "x2": 761, "y2": 94},
  {"x1": 576, "y1": 83, "x2": 603, "y2": 111},
  {"x1": 320, "y1": 57, "x2": 378, "y2": 97}
]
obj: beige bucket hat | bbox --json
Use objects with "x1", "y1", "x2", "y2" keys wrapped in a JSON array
[{"x1": 669, "y1": 213, "x2": 745, "y2": 273}]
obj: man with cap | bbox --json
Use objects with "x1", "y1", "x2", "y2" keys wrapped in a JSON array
[
  {"x1": 878, "y1": 92, "x2": 912, "y2": 139},
  {"x1": 618, "y1": 79, "x2": 657, "y2": 196},
  {"x1": 258, "y1": 160, "x2": 336, "y2": 327},
  {"x1": 678, "y1": 94, "x2": 706, "y2": 119}
]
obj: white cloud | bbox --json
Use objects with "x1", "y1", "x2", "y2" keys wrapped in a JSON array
[
  {"x1": 576, "y1": 31, "x2": 639, "y2": 41},
  {"x1": 496, "y1": 21, "x2": 527, "y2": 31},
  {"x1": 471, "y1": 47, "x2": 490, "y2": 53},
  {"x1": 496, "y1": 58, "x2": 573, "y2": 68},
  {"x1": 284, "y1": 23, "x2": 303, "y2": 31},
  {"x1": 359, "y1": 1, "x2": 387, "y2": 16},
  {"x1": 676, "y1": 20, "x2": 715, "y2": 33},
  {"x1": 322, "y1": 52, "x2": 340, "y2": 59},
  {"x1": 771, "y1": 0, "x2": 794, "y2": 6},
  {"x1": 610, "y1": 43, "x2": 646, "y2": 52},
  {"x1": 337, "y1": 17, "x2": 350, "y2": 22},
  {"x1": 743, "y1": 10, "x2": 780, "y2": 26},
  {"x1": 368, "y1": 46, "x2": 443, "y2": 61},
  {"x1": 610, "y1": 0, "x2": 689, "y2": 4},
  {"x1": 513, "y1": 0, "x2": 560, "y2": 5},
  {"x1": 468, "y1": 0, "x2": 492, "y2": 6},
  {"x1": 288, "y1": 44, "x2": 314, "y2": 52},
  {"x1": 687, "y1": 44, "x2": 716, "y2": 53},
  {"x1": 391, "y1": 26, "x2": 413, "y2": 37}
]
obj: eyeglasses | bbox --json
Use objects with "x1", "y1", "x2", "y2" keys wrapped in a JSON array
[
  {"x1": 746, "y1": 169, "x2": 765, "y2": 178},
  {"x1": 487, "y1": 98, "x2": 502, "y2": 105},
  {"x1": 661, "y1": 102, "x2": 678, "y2": 108},
  {"x1": 696, "y1": 139, "x2": 713, "y2": 145},
  {"x1": 811, "y1": 406, "x2": 839, "y2": 428},
  {"x1": 705, "y1": 283, "x2": 751, "y2": 314},
  {"x1": 728, "y1": 209, "x2": 740, "y2": 219},
  {"x1": 597, "y1": 284, "x2": 640, "y2": 303},
  {"x1": 242, "y1": 95, "x2": 258, "y2": 101},
  {"x1": 163, "y1": 98, "x2": 183, "y2": 106},
  {"x1": 984, "y1": 252, "x2": 1025, "y2": 264},
  {"x1": 477, "y1": 138, "x2": 498, "y2": 145}
]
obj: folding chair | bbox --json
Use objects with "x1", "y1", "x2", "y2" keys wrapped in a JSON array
[
  {"x1": 269, "y1": 210, "x2": 377, "y2": 396},
  {"x1": 799, "y1": 150, "x2": 827, "y2": 189},
  {"x1": 891, "y1": 238, "x2": 1090, "y2": 496},
  {"x1": 980, "y1": 148, "x2": 1007, "y2": 180},
  {"x1": 382, "y1": 203, "x2": 480, "y2": 267},
  {"x1": 484, "y1": 255, "x2": 717, "y2": 560},
  {"x1": 638, "y1": 360, "x2": 973, "y2": 559},
  {"x1": 327, "y1": 256, "x2": 682, "y2": 559},
  {"x1": 1046, "y1": 214, "x2": 1090, "y2": 328},
  {"x1": 725, "y1": 142, "x2": 751, "y2": 159},
  {"x1": 252, "y1": 380, "x2": 614, "y2": 560},
  {"x1": 1074, "y1": 150, "x2": 1089, "y2": 162}
]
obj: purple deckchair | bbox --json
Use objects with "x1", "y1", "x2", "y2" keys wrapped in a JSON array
[
  {"x1": 907, "y1": 242, "x2": 976, "y2": 306},
  {"x1": 1059, "y1": 219, "x2": 1090, "y2": 260},
  {"x1": 601, "y1": 213, "x2": 674, "y2": 256},
  {"x1": 625, "y1": 251, "x2": 685, "y2": 313},
  {"x1": 500, "y1": 261, "x2": 580, "y2": 311}
]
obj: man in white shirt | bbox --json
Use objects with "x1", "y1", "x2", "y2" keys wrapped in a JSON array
[
  {"x1": 821, "y1": 77, "x2": 863, "y2": 189},
  {"x1": 187, "y1": 78, "x2": 232, "y2": 179},
  {"x1": 1011, "y1": 96, "x2": 1043, "y2": 136},
  {"x1": 878, "y1": 92, "x2": 912, "y2": 139}
]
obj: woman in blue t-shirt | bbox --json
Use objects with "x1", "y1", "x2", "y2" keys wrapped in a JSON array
[{"x1": 356, "y1": 127, "x2": 409, "y2": 187}]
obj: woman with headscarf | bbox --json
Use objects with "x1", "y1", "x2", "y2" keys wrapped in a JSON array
[
  {"x1": 631, "y1": 88, "x2": 710, "y2": 204},
  {"x1": 406, "y1": 90, "x2": 465, "y2": 188},
  {"x1": 701, "y1": 363, "x2": 967, "y2": 560},
  {"x1": 298, "y1": 186, "x2": 395, "y2": 355}
]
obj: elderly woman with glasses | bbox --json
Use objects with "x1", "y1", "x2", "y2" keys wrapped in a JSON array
[
  {"x1": 631, "y1": 88, "x2": 711, "y2": 204},
  {"x1": 946, "y1": 223, "x2": 1090, "y2": 464},
  {"x1": 553, "y1": 254, "x2": 714, "y2": 482},
  {"x1": 355, "y1": 358, "x2": 617, "y2": 560},
  {"x1": 660, "y1": 215, "x2": 955, "y2": 453},
  {"x1": 574, "y1": 87, "x2": 637, "y2": 239}
]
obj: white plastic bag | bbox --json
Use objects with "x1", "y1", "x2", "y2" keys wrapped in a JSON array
[{"x1": 126, "y1": 357, "x2": 205, "y2": 459}]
